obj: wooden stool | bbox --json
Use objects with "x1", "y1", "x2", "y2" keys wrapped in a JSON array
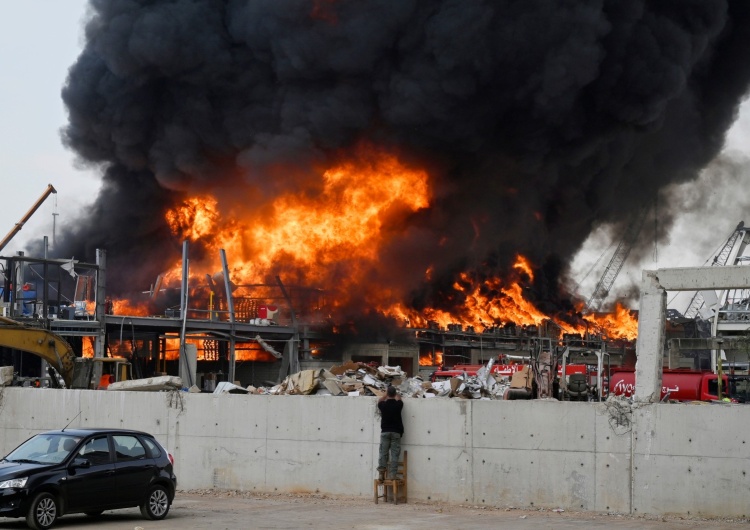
[{"x1": 374, "y1": 450, "x2": 407, "y2": 504}]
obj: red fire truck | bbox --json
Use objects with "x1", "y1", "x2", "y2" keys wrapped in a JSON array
[{"x1": 608, "y1": 369, "x2": 730, "y2": 402}]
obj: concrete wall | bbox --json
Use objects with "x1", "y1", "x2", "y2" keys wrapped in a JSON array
[{"x1": 1, "y1": 387, "x2": 748, "y2": 517}]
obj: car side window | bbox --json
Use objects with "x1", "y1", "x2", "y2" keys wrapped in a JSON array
[
  {"x1": 78, "y1": 436, "x2": 111, "y2": 465},
  {"x1": 113, "y1": 435, "x2": 147, "y2": 461},
  {"x1": 142, "y1": 437, "x2": 162, "y2": 458}
]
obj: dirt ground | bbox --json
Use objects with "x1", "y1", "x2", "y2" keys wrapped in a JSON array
[{"x1": 0, "y1": 490, "x2": 747, "y2": 530}]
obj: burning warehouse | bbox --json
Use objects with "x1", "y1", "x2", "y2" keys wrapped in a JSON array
[{"x1": 3, "y1": 1, "x2": 750, "y2": 392}]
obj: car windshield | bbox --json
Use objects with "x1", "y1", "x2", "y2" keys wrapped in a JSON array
[{"x1": 5, "y1": 434, "x2": 81, "y2": 465}]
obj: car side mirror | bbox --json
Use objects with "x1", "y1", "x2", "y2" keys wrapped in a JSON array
[{"x1": 70, "y1": 457, "x2": 91, "y2": 469}]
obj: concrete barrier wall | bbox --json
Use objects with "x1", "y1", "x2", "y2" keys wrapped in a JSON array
[{"x1": 1, "y1": 387, "x2": 748, "y2": 517}]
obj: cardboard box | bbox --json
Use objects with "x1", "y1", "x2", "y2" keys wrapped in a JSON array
[{"x1": 510, "y1": 366, "x2": 532, "y2": 390}]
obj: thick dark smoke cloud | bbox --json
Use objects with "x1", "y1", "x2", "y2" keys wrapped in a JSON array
[{"x1": 58, "y1": 0, "x2": 750, "y2": 316}]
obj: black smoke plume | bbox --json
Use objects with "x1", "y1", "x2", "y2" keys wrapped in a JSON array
[{"x1": 58, "y1": 0, "x2": 750, "y2": 320}]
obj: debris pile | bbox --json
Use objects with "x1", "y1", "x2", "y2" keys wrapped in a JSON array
[{"x1": 230, "y1": 359, "x2": 528, "y2": 400}]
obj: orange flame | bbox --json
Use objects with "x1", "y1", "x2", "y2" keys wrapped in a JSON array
[
  {"x1": 163, "y1": 143, "x2": 429, "y2": 299},
  {"x1": 156, "y1": 337, "x2": 277, "y2": 362},
  {"x1": 388, "y1": 255, "x2": 554, "y2": 331},
  {"x1": 111, "y1": 143, "x2": 638, "y2": 349},
  {"x1": 582, "y1": 303, "x2": 638, "y2": 340},
  {"x1": 111, "y1": 299, "x2": 150, "y2": 316},
  {"x1": 165, "y1": 196, "x2": 220, "y2": 242},
  {"x1": 419, "y1": 350, "x2": 443, "y2": 366},
  {"x1": 388, "y1": 255, "x2": 638, "y2": 341},
  {"x1": 82, "y1": 337, "x2": 95, "y2": 358},
  {"x1": 513, "y1": 255, "x2": 534, "y2": 279}
]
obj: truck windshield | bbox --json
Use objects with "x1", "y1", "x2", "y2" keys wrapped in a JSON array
[
  {"x1": 707, "y1": 379, "x2": 719, "y2": 398},
  {"x1": 729, "y1": 376, "x2": 750, "y2": 403}
]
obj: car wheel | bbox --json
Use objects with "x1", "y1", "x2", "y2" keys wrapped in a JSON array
[
  {"x1": 26, "y1": 492, "x2": 58, "y2": 530},
  {"x1": 140, "y1": 484, "x2": 170, "y2": 520}
]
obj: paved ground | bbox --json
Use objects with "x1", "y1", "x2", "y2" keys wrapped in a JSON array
[{"x1": 0, "y1": 491, "x2": 747, "y2": 529}]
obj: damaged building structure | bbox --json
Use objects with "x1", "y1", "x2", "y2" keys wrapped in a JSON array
[{"x1": 0, "y1": 246, "x2": 632, "y2": 398}]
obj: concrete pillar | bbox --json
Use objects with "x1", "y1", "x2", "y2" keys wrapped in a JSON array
[
  {"x1": 634, "y1": 270, "x2": 665, "y2": 403},
  {"x1": 93, "y1": 249, "x2": 107, "y2": 385}
]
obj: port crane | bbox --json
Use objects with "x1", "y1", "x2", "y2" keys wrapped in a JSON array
[
  {"x1": 681, "y1": 221, "x2": 750, "y2": 319},
  {"x1": 585, "y1": 207, "x2": 648, "y2": 313}
]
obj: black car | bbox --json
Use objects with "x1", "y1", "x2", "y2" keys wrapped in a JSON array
[{"x1": 0, "y1": 428, "x2": 177, "y2": 529}]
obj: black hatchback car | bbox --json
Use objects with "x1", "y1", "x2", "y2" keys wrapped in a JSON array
[{"x1": 0, "y1": 428, "x2": 177, "y2": 529}]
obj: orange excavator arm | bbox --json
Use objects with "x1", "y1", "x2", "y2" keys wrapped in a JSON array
[
  {"x1": 0, "y1": 184, "x2": 56, "y2": 254},
  {"x1": 0, "y1": 316, "x2": 75, "y2": 387}
]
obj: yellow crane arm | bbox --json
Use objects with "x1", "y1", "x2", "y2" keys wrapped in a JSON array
[{"x1": 0, "y1": 316, "x2": 75, "y2": 387}]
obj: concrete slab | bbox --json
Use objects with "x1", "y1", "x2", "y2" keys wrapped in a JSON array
[{"x1": 107, "y1": 375, "x2": 182, "y2": 391}]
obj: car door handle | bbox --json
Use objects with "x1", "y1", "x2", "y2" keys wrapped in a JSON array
[{"x1": 106, "y1": 470, "x2": 115, "y2": 475}]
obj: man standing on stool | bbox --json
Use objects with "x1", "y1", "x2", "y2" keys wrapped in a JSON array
[{"x1": 377, "y1": 386, "x2": 404, "y2": 481}]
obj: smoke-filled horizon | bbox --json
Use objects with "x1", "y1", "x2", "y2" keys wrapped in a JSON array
[{"x1": 56, "y1": 0, "x2": 750, "y2": 322}]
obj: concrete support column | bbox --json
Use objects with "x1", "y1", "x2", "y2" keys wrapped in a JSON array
[
  {"x1": 93, "y1": 249, "x2": 107, "y2": 386},
  {"x1": 634, "y1": 270, "x2": 666, "y2": 403}
]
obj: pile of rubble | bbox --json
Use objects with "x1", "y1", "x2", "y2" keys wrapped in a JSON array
[{"x1": 217, "y1": 359, "x2": 533, "y2": 400}]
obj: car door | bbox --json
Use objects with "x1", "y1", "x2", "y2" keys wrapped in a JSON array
[
  {"x1": 112, "y1": 434, "x2": 156, "y2": 505},
  {"x1": 63, "y1": 434, "x2": 116, "y2": 512}
]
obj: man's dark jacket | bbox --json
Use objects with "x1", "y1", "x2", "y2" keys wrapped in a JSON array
[{"x1": 378, "y1": 399, "x2": 404, "y2": 435}]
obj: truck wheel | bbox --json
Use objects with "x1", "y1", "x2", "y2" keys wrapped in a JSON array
[
  {"x1": 26, "y1": 492, "x2": 58, "y2": 530},
  {"x1": 140, "y1": 484, "x2": 170, "y2": 520}
]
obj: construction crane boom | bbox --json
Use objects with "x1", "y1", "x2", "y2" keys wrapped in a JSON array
[
  {"x1": 585, "y1": 208, "x2": 648, "y2": 313},
  {"x1": 0, "y1": 184, "x2": 57, "y2": 254},
  {"x1": 682, "y1": 221, "x2": 748, "y2": 319}
]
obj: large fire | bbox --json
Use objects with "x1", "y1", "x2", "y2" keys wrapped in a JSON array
[
  {"x1": 165, "y1": 143, "x2": 430, "y2": 297},
  {"x1": 391, "y1": 255, "x2": 637, "y2": 340},
  {"x1": 113, "y1": 143, "x2": 637, "y2": 361},
  {"x1": 61, "y1": 0, "x2": 750, "y2": 376}
]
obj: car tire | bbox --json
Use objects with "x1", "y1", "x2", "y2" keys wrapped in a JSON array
[
  {"x1": 26, "y1": 492, "x2": 58, "y2": 530},
  {"x1": 140, "y1": 484, "x2": 170, "y2": 520}
]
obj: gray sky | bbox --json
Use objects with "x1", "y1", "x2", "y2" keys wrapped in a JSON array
[
  {"x1": 0, "y1": 2, "x2": 99, "y2": 255},
  {"x1": 570, "y1": 112, "x2": 750, "y2": 311},
  {"x1": 1, "y1": 1, "x2": 749, "y2": 313}
]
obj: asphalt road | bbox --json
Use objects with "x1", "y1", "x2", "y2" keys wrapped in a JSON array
[{"x1": 0, "y1": 491, "x2": 746, "y2": 530}]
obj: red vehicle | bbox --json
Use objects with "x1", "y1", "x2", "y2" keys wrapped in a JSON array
[
  {"x1": 609, "y1": 369, "x2": 730, "y2": 402},
  {"x1": 558, "y1": 364, "x2": 605, "y2": 401},
  {"x1": 430, "y1": 363, "x2": 526, "y2": 382},
  {"x1": 431, "y1": 362, "x2": 609, "y2": 401},
  {"x1": 431, "y1": 363, "x2": 593, "y2": 382}
]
